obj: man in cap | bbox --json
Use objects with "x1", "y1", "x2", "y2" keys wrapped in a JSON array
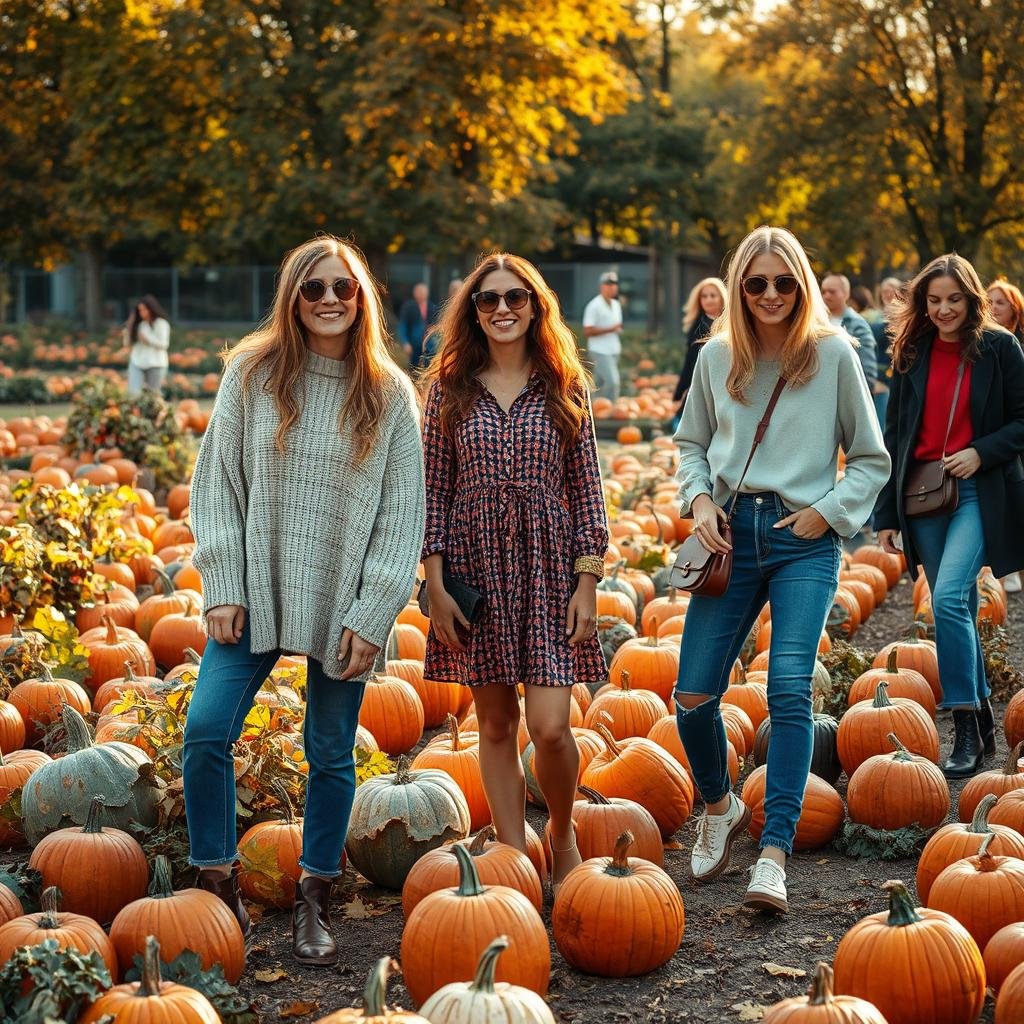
[{"x1": 582, "y1": 271, "x2": 623, "y2": 401}]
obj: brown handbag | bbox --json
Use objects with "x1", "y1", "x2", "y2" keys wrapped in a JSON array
[
  {"x1": 904, "y1": 360, "x2": 966, "y2": 518},
  {"x1": 670, "y1": 376, "x2": 787, "y2": 597}
]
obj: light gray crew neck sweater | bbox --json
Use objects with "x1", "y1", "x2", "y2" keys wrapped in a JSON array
[
  {"x1": 673, "y1": 334, "x2": 890, "y2": 537},
  {"x1": 190, "y1": 349, "x2": 426, "y2": 678}
]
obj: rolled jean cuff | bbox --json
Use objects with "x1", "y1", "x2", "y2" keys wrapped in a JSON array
[
  {"x1": 190, "y1": 854, "x2": 238, "y2": 867},
  {"x1": 298, "y1": 858, "x2": 343, "y2": 879},
  {"x1": 759, "y1": 834, "x2": 794, "y2": 857}
]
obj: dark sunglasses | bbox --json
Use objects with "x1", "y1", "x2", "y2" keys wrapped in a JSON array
[
  {"x1": 471, "y1": 288, "x2": 533, "y2": 313},
  {"x1": 741, "y1": 275, "x2": 800, "y2": 296},
  {"x1": 298, "y1": 277, "x2": 360, "y2": 303}
]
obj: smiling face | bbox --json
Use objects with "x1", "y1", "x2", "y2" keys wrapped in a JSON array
[
  {"x1": 926, "y1": 274, "x2": 968, "y2": 339},
  {"x1": 989, "y1": 287, "x2": 1014, "y2": 329},
  {"x1": 475, "y1": 267, "x2": 534, "y2": 347},
  {"x1": 699, "y1": 285, "x2": 724, "y2": 319},
  {"x1": 296, "y1": 253, "x2": 360, "y2": 347},
  {"x1": 743, "y1": 253, "x2": 799, "y2": 330}
]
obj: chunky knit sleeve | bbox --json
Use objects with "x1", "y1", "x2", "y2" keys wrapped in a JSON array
[
  {"x1": 564, "y1": 396, "x2": 609, "y2": 559},
  {"x1": 343, "y1": 384, "x2": 426, "y2": 649},
  {"x1": 421, "y1": 381, "x2": 455, "y2": 559},
  {"x1": 190, "y1": 360, "x2": 249, "y2": 613}
]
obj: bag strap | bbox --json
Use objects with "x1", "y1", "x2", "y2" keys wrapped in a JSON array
[
  {"x1": 940, "y1": 360, "x2": 967, "y2": 459},
  {"x1": 725, "y1": 376, "x2": 788, "y2": 522}
]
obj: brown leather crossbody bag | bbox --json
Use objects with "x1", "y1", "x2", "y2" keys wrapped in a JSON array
[
  {"x1": 670, "y1": 376, "x2": 787, "y2": 597},
  {"x1": 904, "y1": 360, "x2": 966, "y2": 519}
]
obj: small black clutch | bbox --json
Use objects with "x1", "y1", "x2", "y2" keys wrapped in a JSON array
[{"x1": 417, "y1": 571, "x2": 486, "y2": 625}]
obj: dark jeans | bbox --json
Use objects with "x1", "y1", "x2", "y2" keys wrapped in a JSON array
[
  {"x1": 183, "y1": 621, "x2": 365, "y2": 876},
  {"x1": 674, "y1": 493, "x2": 840, "y2": 855},
  {"x1": 906, "y1": 478, "x2": 989, "y2": 708}
]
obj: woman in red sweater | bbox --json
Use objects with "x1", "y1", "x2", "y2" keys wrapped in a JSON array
[{"x1": 874, "y1": 254, "x2": 1024, "y2": 777}]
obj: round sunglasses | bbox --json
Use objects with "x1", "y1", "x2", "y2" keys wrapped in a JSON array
[
  {"x1": 298, "y1": 277, "x2": 360, "y2": 303},
  {"x1": 471, "y1": 288, "x2": 533, "y2": 313},
  {"x1": 741, "y1": 275, "x2": 800, "y2": 296}
]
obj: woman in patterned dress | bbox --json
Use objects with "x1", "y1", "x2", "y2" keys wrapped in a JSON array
[{"x1": 421, "y1": 253, "x2": 609, "y2": 890}]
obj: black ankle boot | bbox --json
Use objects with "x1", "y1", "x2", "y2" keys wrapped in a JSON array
[
  {"x1": 196, "y1": 866, "x2": 252, "y2": 948},
  {"x1": 292, "y1": 876, "x2": 338, "y2": 966},
  {"x1": 943, "y1": 708, "x2": 985, "y2": 779},
  {"x1": 977, "y1": 699, "x2": 997, "y2": 758}
]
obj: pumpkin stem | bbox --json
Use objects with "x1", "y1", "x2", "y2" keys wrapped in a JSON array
[
  {"x1": 577, "y1": 784, "x2": 609, "y2": 805},
  {"x1": 395, "y1": 755, "x2": 412, "y2": 785},
  {"x1": 469, "y1": 936, "x2": 509, "y2": 995},
  {"x1": 886, "y1": 732, "x2": 913, "y2": 762},
  {"x1": 39, "y1": 662, "x2": 55, "y2": 683},
  {"x1": 446, "y1": 713, "x2": 460, "y2": 751},
  {"x1": 83, "y1": 796, "x2": 105, "y2": 834},
  {"x1": 153, "y1": 567, "x2": 176, "y2": 597},
  {"x1": 149, "y1": 855, "x2": 175, "y2": 899},
  {"x1": 1003, "y1": 742, "x2": 1024, "y2": 776},
  {"x1": 885, "y1": 646, "x2": 900, "y2": 674},
  {"x1": 361, "y1": 956, "x2": 399, "y2": 1016},
  {"x1": 103, "y1": 613, "x2": 118, "y2": 646},
  {"x1": 807, "y1": 962, "x2": 836, "y2": 1005},
  {"x1": 873, "y1": 680, "x2": 893, "y2": 708},
  {"x1": 646, "y1": 619, "x2": 659, "y2": 647},
  {"x1": 977, "y1": 832, "x2": 996, "y2": 868},
  {"x1": 270, "y1": 779, "x2": 295, "y2": 825},
  {"x1": 882, "y1": 880, "x2": 922, "y2": 926},
  {"x1": 811, "y1": 694, "x2": 824, "y2": 716},
  {"x1": 620, "y1": 669, "x2": 631, "y2": 692},
  {"x1": 594, "y1": 722, "x2": 622, "y2": 757},
  {"x1": 605, "y1": 830, "x2": 634, "y2": 877},
  {"x1": 139, "y1": 935, "x2": 164, "y2": 997},
  {"x1": 969, "y1": 794, "x2": 998, "y2": 834},
  {"x1": 61, "y1": 703, "x2": 94, "y2": 753},
  {"x1": 38, "y1": 886, "x2": 63, "y2": 928},
  {"x1": 469, "y1": 825, "x2": 496, "y2": 855},
  {"x1": 183, "y1": 596, "x2": 196, "y2": 617},
  {"x1": 452, "y1": 841, "x2": 487, "y2": 897},
  {"x1": 907, "y1": 621, "x2": 928, "y2": 642},
  {"x1": 123, "y1": 660, "x2": 139, "y2": 683}
]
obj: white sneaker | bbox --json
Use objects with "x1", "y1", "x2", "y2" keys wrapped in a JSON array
[
  {"x1": 744, "y1": 857, "x2": 788, "y2": 913},
  {"x1": 1004, "y1": 572, "x2": 1022, "y2": 594},
  {"x1": 690, "y1": 793, "x2": 751, "y2": 881}
]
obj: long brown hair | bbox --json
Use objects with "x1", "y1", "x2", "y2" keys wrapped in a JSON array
[
  {"x1": 889, "y1": 254, "x2": 998, "y2": 372},
  {"x1": 422, "y1": 253, "x2": 591, "y2": 454},
  {"x1": 719, "y1": 226, "x2": 836, "y2": 401},
  {"x1": 225, "y1": 236, "x2": 402, "y2": 464}
]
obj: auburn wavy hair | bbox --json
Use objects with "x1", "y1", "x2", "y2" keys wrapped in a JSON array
[
  {"x1": 988, "y1": 278, "x2": 1024, "y2": 339},
  {"x1": 719, "y1": 226, "x2": 837, "y2": 401},
  {"x1": 421, "y1": 253, "x2": 591, "y2": 454},
  {"x1": 889, "y1": 254, "x2": 997, "y2": 372},
  {"x1": 224, "y1": 236, "x2": 402, "y2": 464}
]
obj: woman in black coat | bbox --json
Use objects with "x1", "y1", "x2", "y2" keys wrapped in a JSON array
[
  {"x1": 874, "y1": 254, "x2": 1024, "y2": 779},
  {"x1": 672, "y1": 277, "x2": 726, "y2": 429}
]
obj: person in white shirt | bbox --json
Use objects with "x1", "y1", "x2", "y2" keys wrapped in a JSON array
[
  {"x1": 125, "y1": 294, "x2": 171, "y2": 396},
  {"x1": 582, "y1": 271, "x2": 623, "y2": 401}
]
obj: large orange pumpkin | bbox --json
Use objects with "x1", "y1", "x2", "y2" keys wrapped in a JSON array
[
  {"x1": 387, "y1": 658, "x2": 462, "y2": 729},
  {"x1": 847, "y1": 646, "x2": 936, "y2": 719},
  {"x1": 0, "y1": 748, "x2": 51, "y2": 845},
  {"x1": 985, "y1": 922, "x2": 1024, "y2": 994},
  {"x1": 9, "y1": 664, "x2": 92, "y2": 746},
  {"x1": 134, "y1": 568, "x2": 203, "y2": 643},
  {"x1": 237, "y1": 784, "x2": 304, "y2": 908},
  {"x1": 957, "y1": 741, "x2": 1024, "y2": 823},
  {"x1": 871, "y1": 623, "x2": 940, "y2": 703},
  {"x1": 582, "y1": 672, "x2": 665, "y2": 740},
  {"x1": 79, "y1": 614, "x2": 156, "y2": 690},
  {"x1": 607, "y1": 633, "x2": 679, "y2": 702},
  {"x1": 742, "y1": 764, "x2": 844, "y2": 851},
  {"x1": 413, "y1": 715, "x2": 489, "y2": 831},
  {"x1": 148, "y1": 598, "x2": 207, "y2": 670},
  {"x1": 997, "y1": 962, "x2": 1024, "y2": 1024},
  {"x1": 570, "y1": 784, "x2": 663, "y2": 865},
  {"x1": 763, "y1": 962, "x2": 888, "y2": 1024},
  {"x1": 400, "y1": 842, "x2": 550, "y2": 1004},
  {"x1": 1005, "y1": 688, "x2": 1024, "y2": 748},
  {"x1": 358, "y1": 667, "x2": 425, "y2": 754}
]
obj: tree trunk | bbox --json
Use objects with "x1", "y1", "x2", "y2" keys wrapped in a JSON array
[
  {"x1": 80, "y1": 242, "x2": 105, "y2": 330},
  {"x1": 646, "y1": 244, "x2": 659, "y2": 335}
]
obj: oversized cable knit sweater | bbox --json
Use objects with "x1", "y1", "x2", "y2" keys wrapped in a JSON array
[{"x1": 190, "y1": 349, "x2": 426, "y2": 679}]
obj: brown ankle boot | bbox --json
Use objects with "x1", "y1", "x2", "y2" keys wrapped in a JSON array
[
  {"x1": 196, "y1": 866, "x2": 252, "y2": 948},
  {"x1": 292, "y1": 875, "x2": 338, "y2": 966}
]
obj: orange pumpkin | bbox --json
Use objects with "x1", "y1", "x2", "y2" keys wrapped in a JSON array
[
  {"x1": 358, "y1": 667, "x2": 425, "y2": 754},
  {"x1": 871, "y1": 622, "x2": 941, "y2": 703},
  {"x1": 762, "y1": 962, "x2": 888, "y2": 1024},
  {"x1": 134, "y1": 568, "x2": 203, "y2": 643},
  {"x1": 413, "y1": 715, "x2": 489, "y2": 831},
  {"x1": 80, "y1": 614, "x2": 156, "y2": 690},
  {"x1": 237, "y1": 784, "x2": 304, "y2": 908},
  {"x1": 847, "y1": 646, "x2": 937, "y2": 718},
  {"x1": 985, "y1": 922, "x2": 1024, "y2": 994},
  {"x1": 582, "y1": 671, "x2": 665, "y2": 740},
  {"x1": 607, "y1": 632, "x2": 679, "y2": 702},
  {"x1": 10, "y1": 664, "x2": 92, "y2": 746},
  {"x1": 0, "y1": 748, "x2": 51, "y2": 845},
  {"x1": 570, "y1": 784, "x2": 664, "y2": 865},
  {"x1": 958, "y1": 741, "x2": 1024, "y2": 823},
  {"x1": 743, "y1": 764, "x2": 844, "y2": 850}
]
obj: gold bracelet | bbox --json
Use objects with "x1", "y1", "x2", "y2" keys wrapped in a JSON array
[{"x1": 574, "y1": 555, "x2": 606, "y2": 579}]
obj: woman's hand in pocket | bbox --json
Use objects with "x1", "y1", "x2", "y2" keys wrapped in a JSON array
[{"x1": 774, "y1": 507, "x2": 830, "y2": 539}]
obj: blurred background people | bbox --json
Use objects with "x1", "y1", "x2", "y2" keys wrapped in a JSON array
[
  {"x1": 988, "y1": 278, "x2": 1024, "y2": 344},
  {"x1": 125, "y1": 294, "x2": 170, "y2": 396},
  {"x1": 398, "y1": 282, "x2": 439, "y2": 368},
  {"x1": 582, "y1": 271, "x2": 623, "y2": 402},
  {"x1": 821, "y1": 273, "x2": 878, "y2": 389},
  {"x1": 673, "y1": 276, "x2": 726, "y2": 429}
]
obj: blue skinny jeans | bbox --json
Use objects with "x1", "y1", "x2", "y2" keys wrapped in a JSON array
[
  {"x1": 183, "y1": 621, "x2": 366, "y2": 877},
  {"x1": 675, "y1": 493, "x2": 840, "y2": 855},
  {"x1": 905, "y1": 477, "x2": 989, "y2": 708}
]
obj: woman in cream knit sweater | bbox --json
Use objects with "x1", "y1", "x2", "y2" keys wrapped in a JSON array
[{"x1": 184, "y1": 236, "x2": 425, "y2": 967}]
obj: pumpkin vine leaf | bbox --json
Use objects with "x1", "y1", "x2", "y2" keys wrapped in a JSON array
[
  {"x1": 833, "y1": 821, "x2": 931, "y2": 860},
  {"x1": 124, "y1": 949, "x2": 258, "y2": 1024}
]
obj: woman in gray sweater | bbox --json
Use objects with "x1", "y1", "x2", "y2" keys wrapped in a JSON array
[
  {"x1": 183, "y1": 236, "x2": 425, "y2": 966},
  {"x1": 673, "y1": 226, "x2": 889, "y2": 914}
]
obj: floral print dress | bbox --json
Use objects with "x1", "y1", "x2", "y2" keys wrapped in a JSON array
[{"x1": 421, "y1": 375, "x2": 609, "y2": 687}]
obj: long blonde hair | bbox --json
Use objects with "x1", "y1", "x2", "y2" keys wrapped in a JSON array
[
  {"x1": 226, "y1": 236, "x2": 402, "y2": 464},
  {"x1": 719, "y1": 226, "x2": 836, "y2": 401},
  {"x1": 682, "y1": 277, "x2": 727, "y2": 334},
  {"x1": 421, "y1": 253, "x2": 591, "y2": 456}
]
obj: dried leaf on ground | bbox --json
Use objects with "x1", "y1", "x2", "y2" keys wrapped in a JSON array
[
  {"x1": 280, "y1": 999, "x2": 320, "y2": 1018},
  {"x1": 762, "y1": 961, "x2": 807, "y2": 978},
  {"x1": 254, "y1": 967, "x2": 288, "y2": 983},
  {"x1": 343, "y1": 895, "x2": 390, "y2": 919},
  {"x1": 731, "y1": 1000, "x2": 768, "y2": 1021}
]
